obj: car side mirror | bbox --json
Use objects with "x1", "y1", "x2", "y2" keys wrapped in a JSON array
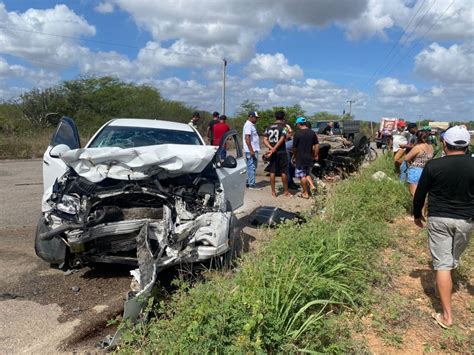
[
  {"x1": 220, "y1": 155, "x2": 237, "y2": 169},
  {"x1": 50, "y1": 144, "x2": 71, "y2": 158}
]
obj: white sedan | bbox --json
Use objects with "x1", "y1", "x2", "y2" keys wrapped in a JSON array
[{"x1": 36, "y1": 117, "x2": 246, "y2": 286}]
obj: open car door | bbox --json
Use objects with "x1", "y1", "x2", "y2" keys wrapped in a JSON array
[
  {"x1": 43, "y1": 117, "x2": 80, "y2": 192},
  {"x1": 216, "y1": 130, "x2": 246, "y2": 211}
]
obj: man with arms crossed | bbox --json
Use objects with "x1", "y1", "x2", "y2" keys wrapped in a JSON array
[
  {"x1": 243, "y1": 111, "x2": 261, "y2": 190},
  {"x1": 413, "y1": 126, "x2": 473, "y2": 329}
]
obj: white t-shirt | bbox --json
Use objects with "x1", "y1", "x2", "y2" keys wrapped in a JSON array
[
  {"x1": 243, "y1": 120, "x2": 260, "y2": 153},
  {"x1": 392, "y1": 133, "x2": 408, "y2": 152}
]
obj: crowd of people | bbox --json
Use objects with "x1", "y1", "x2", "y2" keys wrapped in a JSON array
[
  {"x1": 190, "y1": 110, "x2": 320, "y2": 198},
  {"x1": 193, "y1": 109, "x2": 473, "y2": 330},
  {"x1": 388, "y1": 121, "x2": 473, "y2": 330},
  {"x1": 244, "y1": 110, "x2": 319, "y2": 198}
]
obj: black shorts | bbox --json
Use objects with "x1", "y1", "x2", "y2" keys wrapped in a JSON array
[{"x1": 268, "y1": 150, "x2": 288, "y2": 174}]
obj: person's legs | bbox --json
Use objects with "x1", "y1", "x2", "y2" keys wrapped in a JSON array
[
  {"x1": 408, "y1": 183, "x2": 417, "y2": 196},
  {"x1": 300, "y1": 176, "x2": 309, "y2": 197},
  {"x1": 428, "y1": 217, "x2": 473, "y2": 327},
  {"x1": 400, "y1": 160, "x2": 408, "y2": 182},
  {"x1": 278, "y1": 152, "x2": 290, "y2": 196},
  {"x1": 281, "y1": 173, "x2": 289, "y2": 196},
  {"x1": 436, "y1": 270, "x2": 453, "y2": 325},
  {"x1": 245, "y1": 152, "x2": 256, "y2": 187},
  {"x1": 270, "y1": 173, "x2": 276, "y2": 197}
]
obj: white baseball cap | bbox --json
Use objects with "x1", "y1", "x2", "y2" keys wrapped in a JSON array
[{"x1": 443, "y1": 126, "x2": 470, "y2": 147}]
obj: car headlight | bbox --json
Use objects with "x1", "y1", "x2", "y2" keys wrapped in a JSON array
[{"x1": 56, "y1": 194, "x2": 81, "y2": 215}]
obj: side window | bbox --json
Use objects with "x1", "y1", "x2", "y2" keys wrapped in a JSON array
[
  {"x1": 50, "y1": 117, "x2": 80, "y2": 149},
  {"x1": 219, "y1": 130, "x2": 242, "y2": 158}
]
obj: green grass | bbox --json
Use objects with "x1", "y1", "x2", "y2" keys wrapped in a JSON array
[{"x1": 116, "y1": 155, "x2": 411, "y2": 353}]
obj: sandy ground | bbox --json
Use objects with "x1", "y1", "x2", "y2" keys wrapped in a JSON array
[{"x1": 0, "y1": 158, "x2": 313, "y2": 353}]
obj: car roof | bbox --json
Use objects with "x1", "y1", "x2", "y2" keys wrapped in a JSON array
[{"x1": 107, "y1": 118, "x2": 194, "y2": 132}]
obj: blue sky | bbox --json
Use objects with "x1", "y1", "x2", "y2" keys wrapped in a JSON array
[{"x1": 0, "y1": 0, "x2": 472, "y2": 122}]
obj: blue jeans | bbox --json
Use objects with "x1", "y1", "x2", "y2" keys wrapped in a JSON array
[
  {"x1": 219, "y1": 148, "x2": 227, "y2": 161},
  {"x1": 245, "y1": 151, "x2": 258, "y2": 186},
  {"x1": 400, "y1": 160, "x2": 408, "y2": 182}
]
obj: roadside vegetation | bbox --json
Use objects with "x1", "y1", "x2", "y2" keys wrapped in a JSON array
[
  {"x1": 116, "y1": 156, "x2": 412, "y2": 353},
  {"x1": 2, "y1": 75, "x2": 473, "y2": 159}
]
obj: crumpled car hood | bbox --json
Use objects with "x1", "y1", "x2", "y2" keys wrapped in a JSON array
[{"x1": 60, "y1": 144, "x2": 218, "y2": 182}]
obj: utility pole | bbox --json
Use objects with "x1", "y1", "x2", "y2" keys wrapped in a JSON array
[
  {"x1": 222, "y1": 58, "x2": 227, "y2": 115},
  {"x1": 347, "y1": 100, "x2": 355, "y2": 116}
]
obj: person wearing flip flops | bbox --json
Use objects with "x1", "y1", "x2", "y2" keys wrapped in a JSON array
[
  {"x1": 413, "y1": 126, "x2": 474, "y2": 329},
  {"x1": 292, "y1": 116, "x2": 319, "y2": 199}
]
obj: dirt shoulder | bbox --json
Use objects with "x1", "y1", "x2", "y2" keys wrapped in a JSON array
[{"x1": 361, "y1": 215, "x2": 473, "y2": 354}]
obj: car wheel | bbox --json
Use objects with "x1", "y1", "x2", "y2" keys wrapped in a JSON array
[{"x1": 34, "y1": 216, "x2": 68, "y2": 266}]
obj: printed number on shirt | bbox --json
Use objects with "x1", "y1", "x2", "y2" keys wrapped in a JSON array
[{"x1": 268, "y1": 129, "x2": 280, "y2": 144}]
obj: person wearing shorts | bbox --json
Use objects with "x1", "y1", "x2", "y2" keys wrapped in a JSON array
[
  {"x1": 293, "y1": 117, "x2": 319, "y2": 199},
  {"x1": 413, "y1": 126, "x2": 474, "y2": 329},
  {"x1": 405, "y1": 130, "x2": 434, "y2": 196},
  {"x1": 264, "y1": 112, "x2": 289, "y2": 197}
]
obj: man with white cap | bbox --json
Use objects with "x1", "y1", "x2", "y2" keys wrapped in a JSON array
[{"x1": 413, "y1": 125, "x2": 473, "y2": 329}]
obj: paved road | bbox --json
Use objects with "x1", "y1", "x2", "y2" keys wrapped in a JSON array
[
  {"x1": 0, "y1": 159, "x2": 313, "y2": 352},
  {"x1": 0, "y1": 160, "x2": 139, "y2": 352}
]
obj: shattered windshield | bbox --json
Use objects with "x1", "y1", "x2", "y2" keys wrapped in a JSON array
[{"x1": 88, "y1": 126, "x2": 202, "y2": 148}]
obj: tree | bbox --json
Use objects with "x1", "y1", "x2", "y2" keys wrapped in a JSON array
[
  {"x1": 18, "y1": 87, "x2": 66, "y2": 127},
  {"x1": 237, "y1": 99, "x2": 260, "y2": 116}
]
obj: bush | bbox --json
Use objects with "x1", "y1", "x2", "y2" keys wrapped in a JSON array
[{"x1": 117, "y1": 157, "x2": 410, "y2": 353}]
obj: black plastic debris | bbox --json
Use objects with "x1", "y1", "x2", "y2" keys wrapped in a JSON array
[{"x1": 250, "y1": 206, "x2": 305, "y2": 227}]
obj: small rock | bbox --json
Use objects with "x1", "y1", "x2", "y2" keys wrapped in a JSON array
[
  {"x1": 64, "y1": 269, "x2": 78, "y2": 276},
  {"x1": 33, "y1": 290, "x2": 38, "y2": 296},
  {"x1": 73, "y1": 308, "x2": 81, "y2": 313},
  {"x1": 71, "y1": 286, "x2": 80, "y2": 292}
]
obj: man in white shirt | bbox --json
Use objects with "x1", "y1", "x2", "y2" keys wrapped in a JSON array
[{"x1": 243, "y1": 111, "x2": 261, "y2": 189}]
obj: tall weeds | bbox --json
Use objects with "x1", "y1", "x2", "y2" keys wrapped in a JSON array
[{"x1": 118, "y1": 155, "x2": 411, "y2": 353}]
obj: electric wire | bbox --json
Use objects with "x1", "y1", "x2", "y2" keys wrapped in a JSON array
[
  {"x1": 383, "y1": 0, "x2": 456, "y2": 78},
  {"x1": 362, "y1": 0, "x2": 429, "y2": 90},
  {"x1": 0, "y1": 25, "x2": 222, "y2": 63}
]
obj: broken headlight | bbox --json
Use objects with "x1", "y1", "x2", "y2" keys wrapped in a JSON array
[{"x1": 56, "y1": 194, "x2": 81, "y2": 215}]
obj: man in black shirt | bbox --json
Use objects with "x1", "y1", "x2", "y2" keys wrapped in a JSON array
[
  {"x1": 264, "y1": 111, "x2": 289, "y2": 197},
  {"x1": 413, "y1": 125, "x2": 473, "y2": 329},
  {"x1": 207, "y1": 111, "x2": 219, "y2": 144},
  {"x1": 293, "y1": 117, "x2": 319, "y2": 199}
]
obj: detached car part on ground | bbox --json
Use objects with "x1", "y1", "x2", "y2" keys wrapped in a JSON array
[{"x1": 35, "y1": 117, "x2": 246, "y2": 346}]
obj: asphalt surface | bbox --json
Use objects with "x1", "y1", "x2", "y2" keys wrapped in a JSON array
[
  {"x1": 0, "y1": 158, "x2": 313, "y2": 352},
  {"x1": 0, "y1": 159, "x2": 132, "y2": 352}
]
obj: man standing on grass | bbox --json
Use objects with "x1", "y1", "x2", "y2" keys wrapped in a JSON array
[
  {"x1": 413, "y1": 125, "x2": 474, "y2": 329},
  {"x1": 263, "y1": 111, "x2": 290, "y2": 197},
  {"x1": 293, "y1": 117, "x2": 319, "y2": 199},
  {"x1": 243, "y1": 111, "x2": 261, "y2": 190}
]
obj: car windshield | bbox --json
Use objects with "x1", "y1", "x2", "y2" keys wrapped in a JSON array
[{"x1": 88, "y1": 126, "x2": 202, "y2": 148}]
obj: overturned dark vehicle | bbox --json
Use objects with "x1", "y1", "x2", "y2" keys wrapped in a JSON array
[{"x1": 36, "y1": 117, "x2": 246, "y2": 296}]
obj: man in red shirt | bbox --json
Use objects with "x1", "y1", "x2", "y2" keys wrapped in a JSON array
[{"x1": 212, "y1": 115, "x2": 230, "y2": 160}]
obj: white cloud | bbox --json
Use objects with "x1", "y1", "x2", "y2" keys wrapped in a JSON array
[
  {"x1": 375, "y1": 77, "x2": 418, "y2": 97},
  {"x1": 244, "y1": 53, "x2": 303, "y2": 81},
  {"x1": 0, "y1": 56, "x2": 60, "y2": 87},
  {"x1": 94, "y1": 2, "x2": 114, "y2": 14},
  {"x1": 414, "y1": 42, "x2": 474, "y2": 84},
  {"x1": 344, "y1": 0, "x2": 474, "y2": 42},
  {"x1": 0, "y1": 3, "x2": 95, "y2": 67}
]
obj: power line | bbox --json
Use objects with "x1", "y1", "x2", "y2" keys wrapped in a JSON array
[
  {"x1": 0, "y1": 25, "x2": 222, "y2": 63},
  {"x1": 383, "y1": 0, "x2": 456, "y2": 78},
  {"x1": 363, "y1": 0, "x2": 429, "y2": 90}
]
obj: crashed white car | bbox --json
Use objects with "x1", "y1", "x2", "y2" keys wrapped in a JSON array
[{"x1": 35, "y1": 117, "x2": 246, "y2": 278}]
